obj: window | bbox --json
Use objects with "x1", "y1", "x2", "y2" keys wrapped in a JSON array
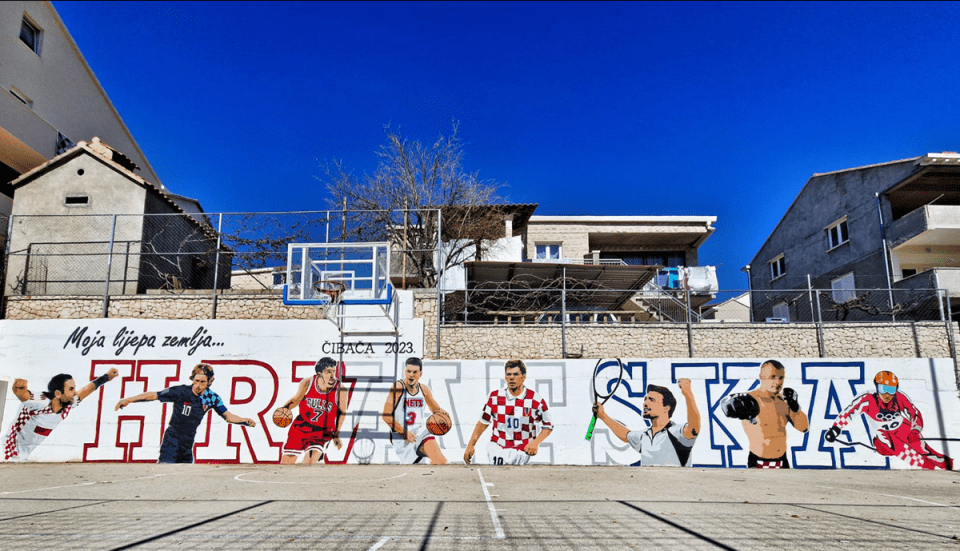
[
  {"x1": 19, "y1": 16, "x2": 42, "y2": 55},
  {"x1": 535, "y1": 243, "x2": 561, "y2": 261},
  {"x1": 769, "y1": 254, "x2": 785, "y2": 281},
  {"x1": 64, "y1": 195, "x2": 89, "y2": 206},
  {"x1": 826, "y1": 218, "x2": 849, "y2": 250},
  {"x1": 772, "y1": 302, "x2": 790, "y2": 321},
  {"x1": 9, "y1": 87, "x2": 32, "y2": 108},
  {"x1": 831, "y1": 272, "x2": 856, "y2": 304},
  {"x1": 901, "y1": 268, "x2": 917, "y2": 279}
]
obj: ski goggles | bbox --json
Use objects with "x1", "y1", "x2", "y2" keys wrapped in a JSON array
[{"x1": 877, "y1": 384, "x2": 897, "y2": 395}]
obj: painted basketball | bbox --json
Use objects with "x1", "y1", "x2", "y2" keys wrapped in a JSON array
[
  {"x1": 272, "y1": 407, "x2": 293, "y2": 428},
  {"x1": 426, "y1": 411, "x2": 452, "y2": 436}
]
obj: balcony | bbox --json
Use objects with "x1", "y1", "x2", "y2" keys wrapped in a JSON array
[
  {"x1": 893, "y1": 267, "x2": 960, "y2": 298},
  {"x1": 887, "y1": 205, "x2": 960, "y2": 249}
]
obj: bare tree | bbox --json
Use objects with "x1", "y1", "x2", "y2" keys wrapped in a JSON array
[{"x1": 321, "y1": 122, "x2": 505, "y2": 288}]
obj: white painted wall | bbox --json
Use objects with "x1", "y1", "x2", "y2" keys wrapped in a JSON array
[{"x1": 1, "y1": 319, "x2": 957, "y2": 468}]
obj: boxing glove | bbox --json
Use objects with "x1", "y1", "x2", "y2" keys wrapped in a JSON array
[
  {"x1": 720, "y1": 393, "x2": 760, "y2": 420},
  {"x1": 782, "y1": 388, "x2": 800, "y2": 413}
]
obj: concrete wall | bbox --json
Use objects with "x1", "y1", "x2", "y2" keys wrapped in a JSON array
[
  {"x1": 0, "y1": 1, "x2": 161, "y2": 183},
  {"x1": 0, "y1": 320, "x2": 956, "y2": 468}
]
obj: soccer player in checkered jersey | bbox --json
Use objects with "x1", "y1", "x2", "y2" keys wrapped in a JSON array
[
  {"x1": 382, "y1": 357, "x2": 449, "y2": 464},
  {"x1": 4, "y1": 369, "x2": 119, "y2": 461},
  {"x1": 464, "y1": 359, "x2": 554, "y2": 465},
  {"x1": 720, "y1": 360, "x2": 808, "y2": 468},
  {"x1": 279, "y1": 357, "x2": 349, "y2": 464},
  {"x1": 115, "y1": 363, "x2": 257, "y2": 463},
  {"x1": 824, "y1": 371, "x2": 953, "y2": 470}
]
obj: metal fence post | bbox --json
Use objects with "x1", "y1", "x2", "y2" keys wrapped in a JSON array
[
  {"x1": 815, "y1": 289, "x2": 826, "y2": 357},
  {"x1": 101, "y1": 214, "x2": 117, "y2": 318},
  {"x1": 211, "y1": 213, "x2": 223, "y2": 319},
  {"x1": 436, "y1": 208, "x2": 442, "y2": 359},
  {"x1": 942, "y1": 289, "x2": 958, "y2": 379},
  {"x1": 561, "y1": 266, "x2": 567, "y2": 357},
  {"x1": 806, "y1": 275, "x2": 815, "y2": 322}
]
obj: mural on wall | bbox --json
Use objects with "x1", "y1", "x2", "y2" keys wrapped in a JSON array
[{"x1": 1, "y1": 319, "x2": 958, "y2": 468}]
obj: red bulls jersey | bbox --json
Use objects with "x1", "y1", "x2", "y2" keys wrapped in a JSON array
[{"x1": 294, "y1": 375, "x2": 340, "y2": 431}]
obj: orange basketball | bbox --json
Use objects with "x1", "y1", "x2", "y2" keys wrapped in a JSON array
[
  {"x1": 272, "y1": 407, "x2": 293, "y2": 428},
  {"x1": 426, "y1": 411, "x2": 452, "y2": 436}
]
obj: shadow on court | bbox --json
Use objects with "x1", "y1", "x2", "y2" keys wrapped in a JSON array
[{"x1": 1, "y1": 463, "x2": 959, "y2": 550}]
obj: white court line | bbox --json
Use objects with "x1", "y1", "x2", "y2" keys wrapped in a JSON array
[
  {"x1": 476, "y1": 469, "x2": 505, "y2": 539},
  {"x1": 0, "y1": 474, "x2": 164, "y2": 495},
  {"x1": 367, "y1": 536, "x2": 391, "y2": 550},
  {"x1": 233, "y1": 471, "x2": 408, "y2": 484},
  {"x1": 711, "y1": 471, "x2": 960, "y2": 511}
]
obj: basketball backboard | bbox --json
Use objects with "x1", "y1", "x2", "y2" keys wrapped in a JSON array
[{"x1": 282, "y1": 242, "x2": 392, "y2": 306}]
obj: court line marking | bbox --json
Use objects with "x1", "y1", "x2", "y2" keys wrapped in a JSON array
[
  {"x1": 0, "y1": 474, "x2": 164, "y2": 495},
  {"x1": 476, "y1": 469, "x2": 505, "y2": 539},
  {"x1": 233, "y1": 471, "x2": 408, "y2": 484},
  {"x1": 711, "y1": 471, "x2": 960, "y2": 511},
  {"x1": 368, "y1": 536, "x2": 391, "y2": 550}
]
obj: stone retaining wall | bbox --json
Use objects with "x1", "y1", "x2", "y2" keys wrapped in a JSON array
[{"x1": 5, "y1": 294, "x2": 956, "y2": 362}]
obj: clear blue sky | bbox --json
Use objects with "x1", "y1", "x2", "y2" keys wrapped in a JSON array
[{"x1": 52, "y1": 1, "x2": 960, "y2": 293}]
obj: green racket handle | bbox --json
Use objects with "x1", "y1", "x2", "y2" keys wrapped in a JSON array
[{"x1": 585, "y1": 415, "x2": 598, "y2": 441}]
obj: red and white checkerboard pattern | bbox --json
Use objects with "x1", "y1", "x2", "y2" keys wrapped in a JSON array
[
  {"x1": 4, "y1": 400, "x2": 72, "y2": 460},
  {"x1": 755, "y1": 459, "x2": 785, "y2": 469},
  {"x1": 480, "y1": 387, "x2": 552, "y2": 450}
]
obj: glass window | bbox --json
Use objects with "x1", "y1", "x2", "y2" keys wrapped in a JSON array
[
  {"x1": 826, "y1": 218, "x2": 849, "y2": 250},
  {"x1": 19, "y1": 17, "x2": 41, "y2": 55},
  {"x1": 769, "y1": 255, "x2": 785, "y2": 280},
  {"x1": 535, "y1": 244, "x2": 561, "y2": 261},
  {"x1": 831, "y1": 272, "x2": 856, "y2": 303}
]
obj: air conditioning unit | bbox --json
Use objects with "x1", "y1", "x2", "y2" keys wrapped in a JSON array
[{"x1": 765, "y1": 317, "x2": 788, "y2": 323}]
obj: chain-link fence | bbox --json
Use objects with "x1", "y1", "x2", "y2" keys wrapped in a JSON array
[
  {"x1": 441, "y1": 286, "x2": 953, "y2": 325},
  {"x1": 1, "y1": 210, "x2": 443, "y2": 317}
]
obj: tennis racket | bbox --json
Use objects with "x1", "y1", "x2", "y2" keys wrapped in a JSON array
[{"x1": 585, "y1": 358, "x2": 624, "y2": 441}]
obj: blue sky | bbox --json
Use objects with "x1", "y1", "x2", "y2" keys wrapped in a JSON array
[{"x1": 52, "y1": 1, "x2": 960, "y2": 292}]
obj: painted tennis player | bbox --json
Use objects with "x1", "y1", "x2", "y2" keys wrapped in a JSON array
[
  {"x1": 5, "y1": 369, "x2": 119, "y2": 461},
  {"x1": 464, "y1": 359, "x2": 553, "y2": 465},
  {"x1": 115, "y1": 363, "x2": 256, "y2": 463},
  {"x1": 382, "y1": 357, "x2": 449, "y2": 464},
  {"x1": 593, "y1": 378, "x2": 700, "y2": 466}
]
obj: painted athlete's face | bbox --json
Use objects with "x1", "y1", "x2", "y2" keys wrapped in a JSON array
[
  {"x1": 320, "y1": 366, "x2": 338, "y2": 387},
  {"x1": 191, "y1": 373, "x2": 210, "y2": 395},
  {"x1": 758, "y1": 364, "x2": 785, "y2": 395},
  {"x1": 878, "y1": 391, "x2": 895, "y2": 404},
  {"x1": 404, "y1": 364, "x2": 421, "y2": 389},
  {"x1": 57, "y1": 379, "x2": 77, "y2": 405},
  {"x1": 643, "y1": 391, "x2": 668, "y2": 420},
  {"x1": 504, "y1": 366, "x2": 526, "y2": 395}
]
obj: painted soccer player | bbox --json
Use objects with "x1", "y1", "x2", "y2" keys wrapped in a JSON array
[
  {"x1": 721, "y1": 359, "x2": 808, "y2": 468},
  {"x1": 593, "y1": 378, "x2": 701, "y2": 466},
  {"x1": 382, "y1": 357, "x2": 449, "y2": 465},
  {"x1": 825, "y1": 371, "x2": 952, "y2": 470},
  {"x1": 464, "y1": 359, "x2": 553, "y2": 465},
  {"x1": 5, "y1": 369, "x2": 119, "y2": 461},
  {"x1": 115, "y1": 363, "x2": 256, "y2": 463},
  {"x1": 278, "y1": 357, "x2": 349, "y2": 464}
]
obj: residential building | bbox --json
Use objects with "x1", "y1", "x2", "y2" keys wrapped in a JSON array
[
  {"x1": 701, "y1": 292, "x2": 750, "y2": 322},
  {"x1": 749, "y1": 152, "x2": 960, "y2": 322},
  {"x1": 445, "y1": 213, "x2": 718, "y2": 323},
  {"x1": 1, "y1": 1, "x2": 163, "y2": 215}
]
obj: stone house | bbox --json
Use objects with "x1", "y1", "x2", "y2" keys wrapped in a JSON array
[{"x1": 4, "y1": 138, "x2": 229, "y2": 297}]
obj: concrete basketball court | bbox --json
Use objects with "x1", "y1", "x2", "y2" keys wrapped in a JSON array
[{"x1": 1, "y1": 463, "x2": 959, "y2": 550}]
